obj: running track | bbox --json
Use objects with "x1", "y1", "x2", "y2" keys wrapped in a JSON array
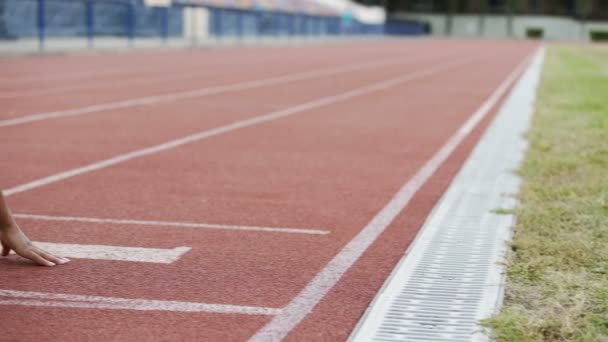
[{"x1": 1, "y1": 40, "x2": 538, "y2": 341}]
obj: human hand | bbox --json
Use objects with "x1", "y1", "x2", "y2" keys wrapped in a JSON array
[{"x1": 1, "y1": 223, "x2": 70, "y2": 266}]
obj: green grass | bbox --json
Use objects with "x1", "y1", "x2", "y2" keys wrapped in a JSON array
[{"x1": 483, "y1": 46, "x2": 608, "y2": 341}]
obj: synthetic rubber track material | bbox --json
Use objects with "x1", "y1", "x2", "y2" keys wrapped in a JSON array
[{"x1": 0, "y1": 39, "x2": 538, "y2": 341}]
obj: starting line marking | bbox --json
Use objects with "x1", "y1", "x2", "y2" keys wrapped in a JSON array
[
  {"x1": 14, "y1": 213, "x2": 330, "y2": 235},
  {"x1": 11, "y1": 242, "x2": 191, "y2": 264},
  {"x1": 0, "y1": 290, "x2": 280, "y2": 315}
]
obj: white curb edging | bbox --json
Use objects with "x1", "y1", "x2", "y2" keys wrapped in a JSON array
[{"x1": 349, "y1": 47, "x2": 546, "y2": 342}]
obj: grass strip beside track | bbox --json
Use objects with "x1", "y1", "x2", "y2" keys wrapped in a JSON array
[{"x1": 485, "y1": 45, "x2": 608, "y2": 341}]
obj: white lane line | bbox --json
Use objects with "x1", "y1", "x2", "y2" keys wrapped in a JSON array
[
  {"x1": 0, "y1": 68, "x2": 137, "y2": 84},
  {"x1": 349, "y1": 47, "x2": 546, "y2": 342},
  {"x1": 10, "y1": 242, "x2": 190, "y2": 264},
  {"x1": 0, "y1": 290, "x2": 280, "y2": 315},
  {"x1": 248, "y1": 50, "x2": 538, "y2": 342},
  {"x1": 0, "y1": 73, "x2": 178, "y2": 99},
  {"x1": 4, "y1": 58, "x2": 473, "y2": 197},
  {"x1": 0, "y1": 65, "x2": 161, "y2": 85},
  {"x1": 14, "y1": 213, "x2": 330, "y2": 235},
  {"x1": 0, "y1": 56, "x2": 428, "y2": 127},
  {"x1": 0, "y1": 56, "x2": 237, "y2": 85},
  {"x1": 0, "y1": 57, "x2": 243, "y2": 85},
  {"x1": 0, "y1": 57, "x2": 408, "y2": 99}
]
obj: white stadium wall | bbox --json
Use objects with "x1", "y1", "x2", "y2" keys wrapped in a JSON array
[{"x1": 393, "y1": 12, "x2": 608, "y2": 41}]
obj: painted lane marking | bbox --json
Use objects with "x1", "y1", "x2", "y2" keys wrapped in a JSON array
[
  {"x1": 4, "y1": 58, "x2": 473, "y2": 197},
  {"x1": 14, "y1": 213, "x2": 330, "y2": 235},
  {"x1": 0, "y1": 290, "x2": 280, "y2": 315},
  {"x1": 10, "y1": 242, "x2": 190, "y2": 264},
  {"x1": 0, "y1": 66, "x2": 162, "y2": 84},
  {"x1": 248, "y1": 50, "x2": 539, "y2": 342},
  {"x1": 0, "y1": 56, "x2": 435, "y2": 127},
  {"x1": 0, "y1": 55, "x2": 250, "y2": 85},
  {"x1": 0, "y1": 47, "x2": 376, "y2": 85},
  {"x1": 0, "y1": 57, "x2": 415, "y2": 99},
  {"x1": 348, "y1": 47, "x2": 546, "y2": 342}
]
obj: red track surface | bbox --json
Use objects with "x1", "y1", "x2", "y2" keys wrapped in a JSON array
[{"x1": 1, "y1": 39, "x2": 537, "y2": 341}]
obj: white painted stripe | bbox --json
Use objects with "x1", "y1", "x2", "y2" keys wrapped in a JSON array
[
  {"x1": 0, "y1": 290, "x2": 280, "y2": 315},
  {"x1": 4, "y1": 58, "x2": 472, "y2": 197},
  {"x1": 0, "y1": 68, "x2": 140, "y2": 84},
  {"x1": 349, "y1": 47, "x2": 546, "y2": 342},
  {"x1": 11, "y1": 242, "x2": 190, "y2": 264},
  {"x1": 0, "y1": 57, "x2": 412, "y2": 100},
  {"x1": 0, "y1": 56, "x2": 429, "y2": 127},
  {"x1": 248, "y1": 50, "x2": 538, "y2": 342},
  {"x1": 14, "y1": 213, "x2": 330, "y2": 235}
]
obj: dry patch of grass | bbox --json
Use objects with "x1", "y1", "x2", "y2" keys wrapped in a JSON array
[{"x1": 483, "y1": 45, "x2": 608, "y2": 341}]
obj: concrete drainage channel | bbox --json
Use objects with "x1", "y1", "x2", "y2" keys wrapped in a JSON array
[{"x1": 349, "y1": 47, "x2": 545, "y2": 342}]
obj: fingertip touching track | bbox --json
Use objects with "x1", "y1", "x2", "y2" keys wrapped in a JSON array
[{"x1": 0, "y1": 39, "x2": 539, "y2": 341}]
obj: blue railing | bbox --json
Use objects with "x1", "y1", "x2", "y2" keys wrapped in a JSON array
[
  {"x1": 205, "y1": 6, "x2": 383, "y2": 38},
  {"x1": 1, "y1": 0, "x2": 182, "y2": 45},
  {"x1": 0, "y1": 0, "x2": 425, "y2": 51}
]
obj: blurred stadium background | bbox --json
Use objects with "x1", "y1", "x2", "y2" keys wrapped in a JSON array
[{"x1": 0, "y1": 1, "x2": 607, "y2": 51}]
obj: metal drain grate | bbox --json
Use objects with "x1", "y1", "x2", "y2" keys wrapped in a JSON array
[{"x1": 350, "y1": 48, "x2": 545, "y2": 342}]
